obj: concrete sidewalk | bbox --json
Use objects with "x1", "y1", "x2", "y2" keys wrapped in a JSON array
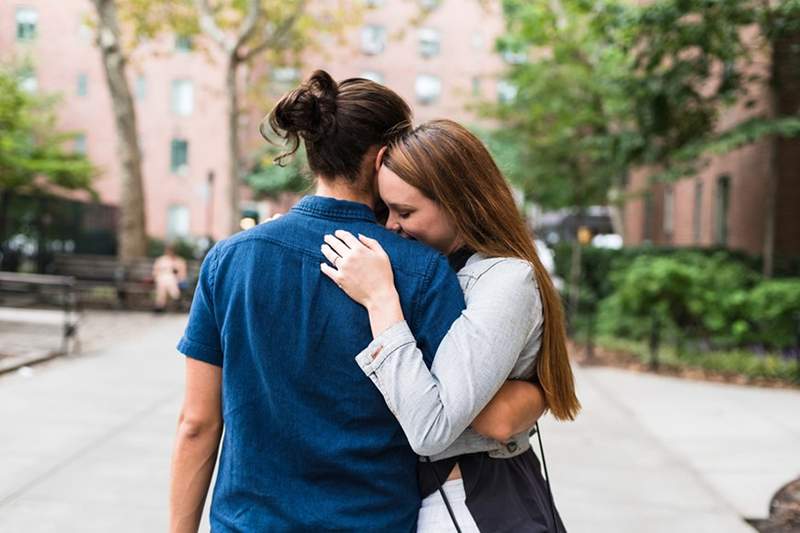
[
  {"x1": 0, "y1": 313, "x2": 188, "y2": 532},
  {"x1": 542, "y1": 365, "x2": 800, "y2": 533},
  {"x1": 0, "y1": 313, "x2": 797, "y2": 532}
]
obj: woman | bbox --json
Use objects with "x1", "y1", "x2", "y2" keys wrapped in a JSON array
[{"x1": 320, "y1": 120, "x2": 580, "y2": 532}]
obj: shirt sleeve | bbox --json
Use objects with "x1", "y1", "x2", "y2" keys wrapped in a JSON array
[
  {"x1": 354, "y1": 259, "x2": 541, "y2": 457},
  {"x1": 176, "y1": 245, "x2": 223, "y2": 367}
]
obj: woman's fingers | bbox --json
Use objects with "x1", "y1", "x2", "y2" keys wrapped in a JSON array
[
  {"x1": 334, "y1": 230, "x2": 363, "y2": 250},
  {"x1": 323, "y1": 233, "x2": 350, "y2": 257},
  {"x1": 357, "y1": 234, "x2": 385, "y2": 254},
  {"x1": 320, "y1": 262, "x2": 340, "y2": 284},
  {"x1": 320, "y1": 243, "x2": 340, "y2": 266}
]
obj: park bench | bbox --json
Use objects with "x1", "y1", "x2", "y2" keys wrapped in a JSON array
[
  {"x1": 0, "y1": 272, "x2": 80, "y2": 355},
  {"x1": 51, "y1": 254, "x2": 199, "y2": 310}
]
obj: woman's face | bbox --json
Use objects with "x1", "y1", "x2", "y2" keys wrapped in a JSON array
[{"x1": 377, "y1": 165, "x2": 461, "y2": 255}]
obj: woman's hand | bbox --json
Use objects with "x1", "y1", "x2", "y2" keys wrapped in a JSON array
[
  {"x1": 320, "y1": 230, "x2": 404, "y2": 337},
  {"x1": 320, "y1": 230, "x2": 396, "y2": 308}
]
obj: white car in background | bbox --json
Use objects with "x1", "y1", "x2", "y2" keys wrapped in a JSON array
[{"x1": 534, "y1": 239, "x2": 564, "y2": 291}]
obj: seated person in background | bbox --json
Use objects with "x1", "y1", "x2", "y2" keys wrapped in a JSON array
[{"x1": 152, "y1": 245, "x2": 187, "y2": 312}]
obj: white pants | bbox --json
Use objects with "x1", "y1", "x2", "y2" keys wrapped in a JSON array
[{"x1": 417, "y1": 479, "x2": 481, "y2": 532}]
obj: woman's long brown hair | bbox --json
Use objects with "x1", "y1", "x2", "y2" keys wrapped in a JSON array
[{"x1": 383, "y1": 120, "x2": 580, "y2": 421}]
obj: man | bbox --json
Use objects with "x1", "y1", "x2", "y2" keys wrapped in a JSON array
[{"x1": 168, "y1": 71, "x2": 464, "y2": 531}]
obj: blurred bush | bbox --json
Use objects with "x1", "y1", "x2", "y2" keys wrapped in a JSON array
[{"x1": 556, "y1": 245, "x2": 800, "y2": 362}]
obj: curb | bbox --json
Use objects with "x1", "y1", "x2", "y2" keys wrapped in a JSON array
[{"x1": 0, "y1": 349, "x2": 65, "y2": 375}]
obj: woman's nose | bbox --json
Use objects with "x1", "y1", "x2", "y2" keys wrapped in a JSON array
[{"x1": 385, "y1": 215, "x2": 401, "y2": 233}]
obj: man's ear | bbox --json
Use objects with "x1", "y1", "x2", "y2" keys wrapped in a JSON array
[{"x1": 375, "y1": 146, "x2": 388, "y2": 172}]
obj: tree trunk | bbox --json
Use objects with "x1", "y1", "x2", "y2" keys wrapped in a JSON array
[
  {"x1": 92, "y1": 0, "x2": 148, "y2": 262},
  {"x1": 585, "y1": 311, "x2": 595, "y2": 361},
  {"x1": 762, "y1": 85, "x2": 779, "y2": 279},
  {"x1": 649, "y1": 314, "x2": 661, "y2": 371},
  {"x1": 567, "y1": 208, "x2": 584, "y2": 335},
  {"x1": 0, "y1": 189, "x2": 10, "y2": 246},
  {"x1": 226, "y1": 58, "x2": 242, "y2": 236}
]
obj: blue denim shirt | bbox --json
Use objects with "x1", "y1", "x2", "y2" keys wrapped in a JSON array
[{"x1": 177, "y1": 195, "x2": 465, "y2": 532}]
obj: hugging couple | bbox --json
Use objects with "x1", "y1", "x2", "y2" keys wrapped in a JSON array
[{"x1": 169, "y1": 70, "x2": 580, "y2": 533}]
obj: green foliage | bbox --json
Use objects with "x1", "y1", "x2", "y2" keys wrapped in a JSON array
[
  {"x1": 489, "y1": 0, "x2": 635, "y2": 209},
  {"x1": 147, "y1": 236, "x2": 200, "y2": 260},
  {"x1": 491, "y1": 0, "x2": 800, "y2": 199},
  {"x1": 244, "y1": 144, "x2": 312, "y2": 198},
  {"x1": 0, "y1": 66, "x2": 95, "y2": 195},
  {"x1": 615, "y1": 0, "x2": 800, "y2": 181},
  {"x1": 748, "y1": 280, "x2": 800, "y2": 350},
  {"x1": 570, "y1": 248, "x2": 800, "y2": 351}
]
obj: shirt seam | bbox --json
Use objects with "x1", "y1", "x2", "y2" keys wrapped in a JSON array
[
  {"x1": 292, "y1": 205, "x2": 376, "y2": 223},
  {"x1": 217, "y1": 233, "x2": 425, "y2": 279}
]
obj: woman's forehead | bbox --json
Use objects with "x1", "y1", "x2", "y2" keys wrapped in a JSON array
[{"x1": 378, "y1": 167, "x2": 424, "y2": 203}]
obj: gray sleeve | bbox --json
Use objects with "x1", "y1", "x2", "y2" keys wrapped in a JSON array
[{"x1": 354, "y1": 259, "x2": 542, "y2": 456}]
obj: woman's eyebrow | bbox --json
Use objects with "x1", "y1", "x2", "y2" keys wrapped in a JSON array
[{"x1": 387, "y1": 202, "x2": 415, "y2": 211}]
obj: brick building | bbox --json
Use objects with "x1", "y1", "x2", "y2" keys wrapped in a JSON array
[
  {"x1": 2, "y1": 0, "x2": 510, "y2": 245},
  {"x1": 622, "y1": 37, "x2": 800, "y2": 261}
]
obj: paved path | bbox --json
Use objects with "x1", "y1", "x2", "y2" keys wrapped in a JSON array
[
  {"x1": 0, "y1": 313, "x2": 798, "y2": 532},
  {"x1": 542, "y1": 366, "x2": 800, "y2": 533}
]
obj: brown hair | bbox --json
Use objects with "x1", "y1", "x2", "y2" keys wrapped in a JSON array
[
  {"x1": 383, "y1": 120, "x2": 580, "y2": 421},
  {"x1": 263, "y1": 70, "x2": 412, "y2": 182}
]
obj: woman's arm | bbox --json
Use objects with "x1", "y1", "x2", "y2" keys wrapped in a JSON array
[
  {"x1": 321, "y1": 231, "x2": 543, "y2": 456},
  {"x1": 472, "y1": 380, "x2": 547, "y2": 442},
  {"x1": 169, "y1": 358, "x2": 223, "y2": 533}
]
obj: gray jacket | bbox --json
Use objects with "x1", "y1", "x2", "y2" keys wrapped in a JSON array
[{"x1": 354, "y1": 253, "x2": 543, "y2": 460}]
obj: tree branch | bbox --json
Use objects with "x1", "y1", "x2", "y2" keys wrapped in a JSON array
[
  {"x1": 233, "y1": 0, "x2": 262, "y2": 52},
  {"x1": 194, "y1": 0, "x2": 231, "y2": 52},
  {"x1": 239, "y1": 0, "x2": 307, "y2": 63}
]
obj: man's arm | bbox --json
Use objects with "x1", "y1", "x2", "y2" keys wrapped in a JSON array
[
  {"x1": 471, "y1": 380, "x2": 547, "y2": 442},
  {"x1": 169, "y1": 358, "x2": 223, "y2": 533}
]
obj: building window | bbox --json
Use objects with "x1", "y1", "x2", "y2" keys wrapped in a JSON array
[
  {"x1": 643, "y1": 191, "x2": 654, "y2": 242},
  {"x1": 663, "y1": 185, "x2": 674, "y2": 239},
  {"x1": 167, "y1": 205, "x2": 191, "y2": 238},
  {"x1": 78, "y1": 18, "x2": 92, "y2": 43},
  {"x1": 471, "y1": 32, "x2": 484, "y2": 50},
  {"x1": 77, "y1": 73, "x2": 88, "y2": 97},
  {"x1": 19, "y1": 68, "x2": 37, "y2": 93},
  {"x1": 170, "y1": 139, "x2": 189, "y2": 174},
  {"x1": 16, "y1": 8, "x2": 38, "y2": 41},
  {"x1": 361, "y1": 71, "x2": 384, "y2": 84},
  {"x1": 74, "y1": 134, "x2": 86, "y2": 155},
  {"x1": 501, "y1": 49, "x2": 528, "y2": 65},
  {"x1": 272, "y1": 67, "x2": 299, "y2": 83},
  {"x1": 171, "y1": 80, "x2": 194, "y2": 116},
  {"x1": 269, "y1": 67, "x2": 300, "y2": 94},
  {"x1": 418, "y1": 28, "x2": 440, "y2": 58},
  {"x1": 415, "y1": 74, "x2": 441, "y2": 104},
  {"x1": 693, "y1": 180, "x2": 703, "y2": 243},
  {"x1": 135, "y1": 76, "x2": 146, "y2": 101},
  {"x1": 419, "y1": 0, "x2": 441, "y2": 10},
  {"x1": 497, "y1": 80, "x2": 518, "y2": 103},
  {"x1": 714, "y1": 175, "x2": 730, "y2": 246},
  {"x1": 175, "y1": 35, "x2": 193, "y2": 52},
  {"x1": 361, "y1": 25, "x2": 386, "y2": 55},
  {"x1": 471, "y1": 76, "x2": 481, "y2": 96}
]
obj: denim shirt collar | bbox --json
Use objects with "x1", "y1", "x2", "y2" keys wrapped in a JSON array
[{"x1": 292, "y1": 195, "x2": 377, "y2": 224}]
